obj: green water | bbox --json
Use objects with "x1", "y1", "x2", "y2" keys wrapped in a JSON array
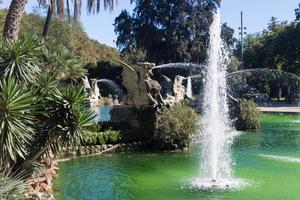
[{"x1": 54, "y1": 114, "x2": 300, "y2": 200}]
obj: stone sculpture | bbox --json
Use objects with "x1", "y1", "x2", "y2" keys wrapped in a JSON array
[
  {"x1": 119, "y1": 61, "x2": 164, "y2": 106},
  {"x1": 82, "y1": 76, "x2": 101, "y2": 107}
]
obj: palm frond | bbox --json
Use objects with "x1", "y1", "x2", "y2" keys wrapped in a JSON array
[
  {"x1": 0, "y1": 164, "x2": 28, "y2": 200},
  {"x1": 0, "y1": 78, "x2": 36, "y2": 163},
  {"x1": 43, "y1": 43, "x2": 86, "y2": 81},
  {"x1": 0, "y1": 37, "x2": 42, "y2": 84}
]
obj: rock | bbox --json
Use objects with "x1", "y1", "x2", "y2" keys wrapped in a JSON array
[
  {"x1": 107, "y1": 144, "x2": 113, "y2": 148},
  {"x1": 102, "y1": 144, "x2": 108, "y2": 150},
  {"x1": 78, "y1": 147, "x2": 85, "y2": 155},
  {"x1": 88, "y1": 146, "x2": 94, "y2": 154},
  {"x1": 32, "y1": 191, "x2": 45, "y2": 200},
  {"x1": 121, "y1": 143, "x2": 126, "y2": 147},
  {"x1": 84, "y1": 146, "x2": 90, "y2": 154},
  {"x1": 96, "y1": 145, "x2": 102, "y2": 150},
  {"x1": 48, "y1": 194, "x2": 56, "y2": 200},
  {"x1": 71, "y1": 150, "x2": 77, "y2": 156},
  {"x1": 39, "y1": 182, "x2": 50, "y2": 192}
]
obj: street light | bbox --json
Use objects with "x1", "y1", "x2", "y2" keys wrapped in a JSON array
[
  {"x1": 295, "y1": 4, "x2": 300, "y2": 21},
  {"x1": 238, "y1": 11, "x2": 247, "y2": 69}
]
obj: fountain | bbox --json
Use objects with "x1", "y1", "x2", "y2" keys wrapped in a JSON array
[
  {"x1": 188, "y1": 8, "x2": 248, "y2": 190},
  {"x1": 96, "y1": 79, "x2": 125, "y2": 99},
  {"x1": 186, "y1": 77, "x2": 193, "y2": 98}
]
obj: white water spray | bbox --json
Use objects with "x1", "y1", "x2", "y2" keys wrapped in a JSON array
[
  {"x1": 186, "y1": 77, "x2": 193, "y2": 98},
  {"x1": 200, "y1": 9, "x2": 232, "y2": 181},
  {"x1": 188, "y1": 9, "x2": 249, "y2": 190}
]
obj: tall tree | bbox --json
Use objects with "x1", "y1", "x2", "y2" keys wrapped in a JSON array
[
  {"x1": 2, "y1": 0, "x2": 28, "y2": 40},
  {"x1": 114, "y1": 0, "x2": 232, "y2": 64},
  {"x1": 235, "y1": 18, "x2": 300, "y2": 75},
  {"x1": 40, "y1": 0, "x2": 117, "y2": 37}
]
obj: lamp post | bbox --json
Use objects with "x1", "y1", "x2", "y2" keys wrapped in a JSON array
[
  {"x1": 238, "y1": 11, "x2": 247, "y2": 69},
  {"x1": 295, "y1": 4, "x2": 300, "y2": 21}
]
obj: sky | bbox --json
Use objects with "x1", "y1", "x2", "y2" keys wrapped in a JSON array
[{"x1": 1, "y1": 0, "x2": 299, "y2": 48}]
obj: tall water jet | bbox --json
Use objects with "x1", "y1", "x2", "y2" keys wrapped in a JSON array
[
  {"x1": 188, "y1": 8, "x2": 248, "y2": 190},
  {"x1": 186, "y1": 77, "x2": 193, "y2": 98},
  {"x1": 201, "y1": 8, "x2": 231, "y2": 182}
]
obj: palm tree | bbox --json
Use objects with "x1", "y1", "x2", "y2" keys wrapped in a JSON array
[
  {"x1": 3, "y1": 0, "x2": 117, "y2": 40},
  {"x1": 40, "y1": 0, "x2": 118, "y2": 37},
  {"x1": 2, "y1": 0, "x2": 28, "y2": 40}
]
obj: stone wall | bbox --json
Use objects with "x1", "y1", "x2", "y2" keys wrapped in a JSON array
[
  {"x1": 60, "y1": 142, "x2": 142, "y2": 158},
  {"x1": 108, "y1": 105, "x2": 158, "y2": 143}
]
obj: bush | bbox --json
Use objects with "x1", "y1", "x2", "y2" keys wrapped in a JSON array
[
  {"x1": 83, "y1": 129, "x2": 121, "y2": 146},
  {"x1": 233, "y1": 99, "x2": 261, "y2": 131},
  {"x1": 154, "y1": 103, "x2": 198, "y2": 149}
]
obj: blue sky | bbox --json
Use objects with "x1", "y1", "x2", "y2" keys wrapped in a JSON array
[{"x1": 1, "y1": 0, "x2": 299, "y2": 48}]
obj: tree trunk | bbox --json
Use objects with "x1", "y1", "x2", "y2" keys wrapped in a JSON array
[
  {"x1": 2, "y1": 0, "x2": 28, "y2": 40},
  {"x1": 66, "y1": 0, "x2": 71, "y2": 22},
  {"x1": 42, "y1": 1, "x2": 54, "y2": 37}
]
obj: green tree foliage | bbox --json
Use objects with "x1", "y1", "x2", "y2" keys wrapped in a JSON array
[
  {"x1": 222, "y1": 23, "x2": 236, "y2": 50},
  {"x1": 0, "y1": 9, "x2": 119, "y2": 64},
  {"x1": 235, "y1": 17, "x2": 300, "y2": 75},
  {"x1": 85, "y1": 61, "x2": 123, "y2": 85},
  {"x1": 114, "y1": 0, "x2": 234, "y2": 64}
]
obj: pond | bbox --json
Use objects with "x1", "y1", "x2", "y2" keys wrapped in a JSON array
[
  {"x1": 93, "y1": 106, "x2": 112, "y2": 122},
  {"x1": 54, "y1": 113, "x2": 300, "y2": 200}
]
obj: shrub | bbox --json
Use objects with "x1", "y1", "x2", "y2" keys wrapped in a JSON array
[
  {"x1": 83, "y1": 129, "x2": 121, "y2": 146},
  {"x1": 154, "y1": 103, "x2": 198, "y2": 149},
  {"x1": 233, "y1": 99, "x2": 261, "y2": 131},
  {"x1": 104, "y1": 130, "x2": 121, "y2": 144}
]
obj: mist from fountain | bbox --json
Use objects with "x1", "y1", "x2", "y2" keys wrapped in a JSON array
[{"x1": 188, "y1": 8, "x2": 249, "y2": 191}]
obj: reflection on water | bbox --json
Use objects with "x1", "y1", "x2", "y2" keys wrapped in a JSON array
[{"x1": 54, "y1": 114, "x2": 300, "y2": 200}]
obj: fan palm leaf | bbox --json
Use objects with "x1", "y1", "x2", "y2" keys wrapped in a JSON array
[{"x1": 43, "y1": 43, "x2": 86, "y2": 81}]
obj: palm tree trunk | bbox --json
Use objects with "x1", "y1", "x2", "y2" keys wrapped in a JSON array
[
  {"x1": 42, "y1": 0, "x2": 54, "y2": 37},
  {"x1": 2, "y1": 0, "x2": 28, "y2": 40},
  {"x1": 66, "y1": 0, "x2": 71, "y2": 22}
]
